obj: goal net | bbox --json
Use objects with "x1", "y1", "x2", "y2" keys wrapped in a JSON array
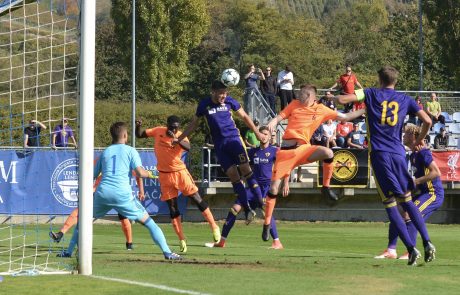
[{"x1": 0, "y1": 0, "x2": 80, "y2": 275}]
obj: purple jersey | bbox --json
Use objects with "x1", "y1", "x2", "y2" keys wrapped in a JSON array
[
  {"x1": 53, "y1": 125, "x2": 74, "y2": 147},
  {"x1": 410, "y1": 148, "x2": 444, "y2": 197},
  {"x1": 364, "y1": 88, "x2": 420, "y2": 155},
  {"x1": 195, "y1": 96, "x2": 241, "y2": 142},
  {"x1": 249, "y1": 145, "x2": 277, "y2": 186}
]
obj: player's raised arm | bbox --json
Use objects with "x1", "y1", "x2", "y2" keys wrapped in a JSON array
[
  {"x1": 327, "y1": 91, "x2": 359, "y2": 105},
  {"x1": 174, "y1": 115, "x2": 200, "y2": 144},
  {"x1": 267, "y1": 115, "x2": 283, "y2": 135},
  {"x1": 135, "y1": 118, "x2": 148, "y2": 138},
  {"x1": 414, "y1": 160, "x2": 441, "y2": 186},
  {"x1": 415, "y1": 110, "x2": 432, "y2": 147},
  {"x1": 235, "y1": 108, "x2": 263, "y2": 140}
]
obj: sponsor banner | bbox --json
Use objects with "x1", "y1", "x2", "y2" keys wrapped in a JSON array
[
  {"x1": 0, "y1": 149, "x2": 187, "y2": 215},
  {"x1": 432, "y1": 150, "x2": 460, "y2": 182},
  {"x1": 318, "y1": 148, "x2": 369, "y2": 188}
]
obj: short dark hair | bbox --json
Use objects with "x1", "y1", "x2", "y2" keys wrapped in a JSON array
[
  {"x1": 110, "y1": 122, "x2": 127, "y2": 143},
  {"x1": 378, "y1": 66, "x2": 398, "y2": 86},
  {"x1": 167, "y1": 115, "x2": 180, "y2": 126},
  {"x1": 259, "y1": 126, "x2": 269, "y2": 133},
  {"x1": 211, "y1": 80, "x2": 227, "y2": 90},
  {"x1": 285, "y1": 65, "x2": 291, "y2": 72}
]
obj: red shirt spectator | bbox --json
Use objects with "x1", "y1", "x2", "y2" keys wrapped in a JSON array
[
  {"x1": 336, "y1": 121, "x2": 353, "y2": 137},
  {"x1": 330, "y1": 65, "x2": 363, "y2": 95}
]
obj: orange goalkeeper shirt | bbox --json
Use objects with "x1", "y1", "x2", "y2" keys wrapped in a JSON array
[
  {"x1": 145, "y1": 126, "x2": 188, "y2": 172},
  {"x1": 280, "y1": 100, "x2": 338, "y2": 145}
]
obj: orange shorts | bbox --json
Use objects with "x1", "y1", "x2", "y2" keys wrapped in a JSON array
[
  {"x1": 272, "y1": 145, "x2": 319, "y2": 180},
  {"x1": 159, "y1": 169, "x2": 198, "y2": 201}
]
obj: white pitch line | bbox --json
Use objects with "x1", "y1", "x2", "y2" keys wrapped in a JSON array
[{"x1": 91, "y1": 275, "x2": 213, "y2": 295}]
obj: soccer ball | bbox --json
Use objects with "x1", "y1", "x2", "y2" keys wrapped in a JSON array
[{"x1": 221, "y1": 68, "x2": 240, "y2": 87}]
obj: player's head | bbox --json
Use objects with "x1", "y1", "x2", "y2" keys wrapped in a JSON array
[
  {"x1": 211, "y1": 80, "x2": 228, "y2": 104},
  {"x1": 110, "y1": 121, "x2": 128, "y2": 144},
  {"x1": 298, "y1": 84, "x2": 317, "y2": 103},
  {"x1": 403, "y1": 123, "x2": 421, "y2": 148},
  {"x1": 377, "y1": 66, "x2": 398, "y2": 87},
  {"x1": 259, "y1": 126, "x2": 270, "y2": 145},
  {"x1": 167, "y1": 115, "x2": 180, "y2": 134}
]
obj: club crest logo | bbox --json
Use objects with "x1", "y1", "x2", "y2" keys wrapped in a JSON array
[
  {"x1": 51, "y1": 158, "x2": 79, "y2": 207},
  {"x1": 447, "y1": 152, "x2": 459, "y2": 180},
  {"x1": 332, "y1": 150, "x2": 358, "y2": 182}
]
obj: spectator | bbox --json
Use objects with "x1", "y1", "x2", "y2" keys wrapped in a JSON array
[
  {"x1": 52, "y1": 118, "x2": 77, "y2": 149},
  {"x1": 24, "y1": 119, "x2": 47, "y2": 147},
  {"x1": 335, "y1": 121, "x2": 353, "y2": 148},
  {"x1": 270, "y1": 132, "x2": 278, "y2": 147},
  {"x1": 329, "y1": 65, "x2": 363, "y2": 112},
  {"x1": 260, "y1": 66, "x2": 277, "y2": 114},
  {"x1": 243, "y1": 64, "x2": 265, "y2": 115},
  {"x1": 409, "y1": 95, "x2": 423, "y2": 125},
  {"x1": 434, "y1": 127, "x2": 449, "y2": 150},
  {"x1": 322, "y1": 119, "x2": 337, "y2": 148},
  {"x1": 319, "y1": 91, "x2": 337, "y2": 110},
  {"x1": 352, "y1": 99, "x2": 366, "y2": 123},
  {"x1": 244, "y1": 119, "x2": 260, "y2": 148},
  {"x1": 426, "y1": 92, "x2": 445, "y2": 125},
  {"x1": 310, "y1": 124, "x2": 327, "y2": 147},
  {"x1": 277, "y1": 65, "x2": 294, "y2": 110},
  {"x1": 347, "y1": 123, "x2": 364, "y2": 149}
]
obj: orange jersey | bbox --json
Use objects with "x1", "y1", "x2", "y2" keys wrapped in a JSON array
[
  {"x1": 145, "y1": 126, "x2": 188, "y2": 172},
  {"x1": 279, "y1": 100, "x2": 337, "y2": 144}
]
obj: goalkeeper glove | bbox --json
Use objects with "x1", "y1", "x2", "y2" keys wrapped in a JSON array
[{"x1": 147, "y1": 170, "x2": 158, "y2": 179}]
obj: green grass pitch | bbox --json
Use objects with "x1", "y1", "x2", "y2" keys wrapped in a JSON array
[{"x1": 1, "y1": 221, "x2": 459, "y2": 295}]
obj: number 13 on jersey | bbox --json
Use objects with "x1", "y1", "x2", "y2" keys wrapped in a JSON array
[{"x1": 381, "y1": 101, "x2": 399, "y2": 126}]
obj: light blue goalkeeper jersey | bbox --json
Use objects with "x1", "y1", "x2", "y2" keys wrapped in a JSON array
[{"x1": 94, "y1": 144, "x2": 142, "y2": 202}]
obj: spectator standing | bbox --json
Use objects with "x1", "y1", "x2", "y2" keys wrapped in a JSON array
[
  {"x1": 336, "y1": 121, "x2": 353, "y2": 148},
  {"x1": 277, "y1": 65, "x2": 294, "y2": 110},
  {"x1": 260, "y1": 66, "x2": 277, "y2": 114},
  {"x1": 323, "y1": 119, "x2": 337, "y2": 148},
  {"x1": 434, "y1": 127, "x2": 449, "y2": 149},
  {"x1": 244, "y1": 119, "x2": 261, "y2": 148},
  {"x1": 329, "y1": 65, "x2": 363, "y2": 112},
  {"x1": 347, "y1": 123, "x2": 364, "y2": 149},
  {"x1": 426, "y1": 92, "x2": 445, "y2": 125},
  {"x1": 244, "y1": 64, "x2": 265, "y2": 116},
  {"x1": 24, "y1": 119, "x2": 47, "y2": 147},
  {"x1": 52, "y1": 118, "x2": 77, "y2": 148}
]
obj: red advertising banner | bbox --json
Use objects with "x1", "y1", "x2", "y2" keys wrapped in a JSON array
[{"x1": 432, "y1": 150, "x2": 460, "y2": 182}]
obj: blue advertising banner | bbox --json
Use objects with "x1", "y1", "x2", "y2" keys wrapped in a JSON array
[{"x1": 0, "y1": 149, "x2": 187, "y2": 215}]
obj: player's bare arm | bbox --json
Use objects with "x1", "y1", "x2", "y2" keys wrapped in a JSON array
[
  {"x1": 415, "y1": 110, "x2": 432, "y2": 147},
  {"x1": 168, "y1": 130, "x2": 190, "y2": 151},
  {"x1": 267, "y1": 115, "x2": 283, "y2": 134},
  {"x1": 136, "y1": 177, "x2": 145, "y2": 201},
  {"x1": 135, "y1": 118, "x2": 148, "y2": 138},
  {"x1": 414, "y1": 161, "x2": 441, "y2": 186},
  {"x1": 235, "y1": 108, "x2": 263, "y2": 140},
  {"x1": 327, "y1": 92, "x2": 358, "y2": 105},
  {"x1": 174, "y1": 116, "x2": 200, "y2": 145},
  {"x1": 336, "y1": 108, "x2": 366, "y2": 122}
]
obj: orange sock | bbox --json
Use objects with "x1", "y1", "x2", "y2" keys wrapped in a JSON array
[
  {"x1": 120, "y1": 218, "x2": 132, "y2": 243},
  {"x1": 171, "y1": 216, "x2": 186, "y2": 240},
  {"x1": 201, "y1": 208, "x2": 218, "y2": 230},
  {"x1": 264, "y1": 197, "x2": 277, "y2": 225},
  {"x1": 322, "y1": 162, "x2": 334, "y2": 187},
  {"x1": 61, "y1": 208, "x2": 79, "y2": 234}
]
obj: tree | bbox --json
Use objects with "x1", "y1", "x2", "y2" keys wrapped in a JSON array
[
  {"x1": 111, "y1": 0, "x2": 210, "y2": 101},
  {"x1": 424, "y1": 0, "x2": 460, "y2": 88}
]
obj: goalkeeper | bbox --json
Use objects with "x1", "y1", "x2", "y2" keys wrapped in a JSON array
[
  {"x1": 57, "y1": 122, "x2": 181, "y2": 260},
  {"x1": 50, "y1": 168, "x2": 145, "y2": 251}
]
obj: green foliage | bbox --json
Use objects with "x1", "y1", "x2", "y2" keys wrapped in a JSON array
[
  {"x1": 111, "y1": 0, "x2": 210, "y2": 102},
  {"x1": 424, "y1": 0, "x2": 460, "y2": 88}
]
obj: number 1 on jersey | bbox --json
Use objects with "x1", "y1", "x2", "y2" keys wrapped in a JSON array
[
  {"x1": 381, "y1": 101, "x2": 399, "y2": 126},
  {"x1": 111, "y1": 155, "x2": 116, "y2": 174}
]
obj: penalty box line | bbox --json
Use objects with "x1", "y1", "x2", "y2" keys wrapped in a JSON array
[{"x1": 91, "y1": 275, "x2": 213, "y2": 295}]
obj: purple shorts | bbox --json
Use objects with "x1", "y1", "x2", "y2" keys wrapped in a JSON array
[
  {"x1": 214, "y1": 136, "x2": 249, "y2": 172},
  {"x1": 370, "y1": 151, "x2": 415, "y2": 201},
  {"x1": 414, "y1": 192, "x2": 444, "y2": 220}
]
